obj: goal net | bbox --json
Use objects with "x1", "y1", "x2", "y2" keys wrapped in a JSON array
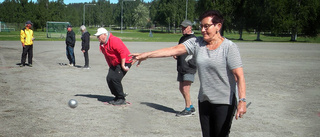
[
  {"x1": 0, "y1": 21, "x2": 16, "y2": 32},
  {"x1": 46, "y1": 21, "x2": 70, "y2": 38}
]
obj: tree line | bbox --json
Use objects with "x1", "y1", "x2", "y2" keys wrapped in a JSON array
[{"x1": 0, "y1": 0, "x2": 319, "y2": 41}]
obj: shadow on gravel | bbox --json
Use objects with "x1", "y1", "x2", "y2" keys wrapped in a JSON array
[
  {"x1": 75, "y1": 94, "x2": 114, "y2": 102},
  {"x1": 140, "y1": 102, "x2": 177, "y2": 113},
  {"x1": 58, "y1": 63, "x2": 84, "y2": 68}
]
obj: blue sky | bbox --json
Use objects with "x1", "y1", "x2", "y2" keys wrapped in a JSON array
[{"x1": 0, "y1": 0, "x2": 153, "y2": 4}]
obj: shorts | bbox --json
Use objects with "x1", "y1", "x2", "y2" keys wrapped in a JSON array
[{"x1": 177, "y1": 73, "x2": 195, "y2": 82}]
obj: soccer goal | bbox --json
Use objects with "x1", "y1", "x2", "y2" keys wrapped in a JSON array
[
  {"x1": 46, "y1": 21, "x2": 70, "y2": 38},
  {"x1": 0, "y1": 21, "x2": 16, "y2": 32}
]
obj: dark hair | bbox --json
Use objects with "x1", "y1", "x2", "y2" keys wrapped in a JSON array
[{"x1": 199, "y1": 10, "x2": 224, "y2": 25}]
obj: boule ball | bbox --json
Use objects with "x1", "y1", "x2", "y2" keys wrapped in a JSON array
[{"x1": 68, "y1": 99, "x2": 78, "y2": 108}]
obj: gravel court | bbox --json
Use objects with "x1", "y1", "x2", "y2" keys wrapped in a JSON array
[{"x1": 0, "y1": 41, "x2": 319, "y2": 137}]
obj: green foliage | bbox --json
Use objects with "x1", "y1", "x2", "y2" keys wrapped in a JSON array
[
  {"x1": 152, "y1": 0, "x2": 196, "y2": 33},
  {"x1": 0, "y1": 0, "x2": 319, "y2": 41},
  {"x1": 133, "y1": 3, "x2": 149, "y2": 28},
  {"x1": 195, "y1": 0, "x2": 214, "y2": 16},
  {"x1": 91, "y1": 0, "x2": 113, "y2": 26}
]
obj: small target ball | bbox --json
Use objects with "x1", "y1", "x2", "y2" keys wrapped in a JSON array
[{"x1": 68, "y1": 99, "x2": 78, "y2": 108}]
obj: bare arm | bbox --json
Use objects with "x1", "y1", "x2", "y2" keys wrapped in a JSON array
[
  {"x1": 129, "y1": 44, "x2": 187, "y2": 66},
  {"x1": 121, "y1": 58, "x2": 129, "y2": 71},
  {"x1": 232, "y1": 67, "x2": 247, "y2": 120}
]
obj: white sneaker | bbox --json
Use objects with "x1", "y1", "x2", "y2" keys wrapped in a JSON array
[{"x1": 69, "y1": 64, "x2": 74, "y2": 67}]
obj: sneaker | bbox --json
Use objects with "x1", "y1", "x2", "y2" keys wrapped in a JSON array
[
  {"x1": 20, "y1": 64, "x2": 25, "y2": 67},
  {"x1": 190, "y1": 107, "x2": 196, "y2": 114},
  {"x1": 83, "y1": 66, "x2": 90, "y2": 69},
  {"x1": 112, "y1": 99, "x2": 126, "y2": 105},
  {"x1": 69, "y1": 64, "x2": 74, "y2": 67},
  {"x1": 176, "y1": 108, "x2": 195, "y2": 117},
  {"x1": 108, "y1": 97, "x2": 118, "y2": 104},
  {"x1": 28, "y1": 64, "x2": 32, "y2": 67}
]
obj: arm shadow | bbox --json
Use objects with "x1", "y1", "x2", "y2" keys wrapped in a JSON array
[{"x1": 74, "y1": 94, "x2": 177, "y2": 114}]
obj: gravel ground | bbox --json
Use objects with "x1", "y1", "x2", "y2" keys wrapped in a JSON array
[{"x1": 0, "y1": 41, "x2": 319, "y2": 137}]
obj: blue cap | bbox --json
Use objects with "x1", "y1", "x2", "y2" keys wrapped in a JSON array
[{"x1": 25, "y1": 21, "x2": 32, "y2": 25}]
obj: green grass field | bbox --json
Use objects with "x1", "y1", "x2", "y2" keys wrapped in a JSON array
[{"x1": 1, "y1": 28, "x2": 319, "y2": 43}]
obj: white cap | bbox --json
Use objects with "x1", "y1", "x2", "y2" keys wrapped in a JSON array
[
  {"x1": 94, "y1": 27, "x2": 108, "y2": 36},
  {"x1": 80, "y1": 25, "x2": 86, "y2": 31}
]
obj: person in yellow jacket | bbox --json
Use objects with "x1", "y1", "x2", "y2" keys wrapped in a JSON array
[{"x1": 20, "y1": 21, "x2": 34, "y2": 67}]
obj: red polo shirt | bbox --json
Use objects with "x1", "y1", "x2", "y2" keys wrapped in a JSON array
[{"x1": 99, "y1": 33, "x2": 132, "y2": 67}]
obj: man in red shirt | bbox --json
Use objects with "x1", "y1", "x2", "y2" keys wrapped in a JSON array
[{"x1": 94, "y1": 28, "x2": 132, "y2": 105}]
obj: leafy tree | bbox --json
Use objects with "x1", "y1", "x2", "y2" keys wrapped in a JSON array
[
  {"x1": 196, "y1": 0, "x2": 214, "y2": 16},
  {"x1": 176, "y1": 0, "x2": 197, "y2": 33},
  {"x1": 269, "y1": 0, "x2": 320, "y2": 41},
  {"x1": 149, "y1": 0, "x2": 160, "y2": 27},
  {"x1": 66, "y1": 5, "x2": 81, "y2": 27},
  {"x1": 300, "y1": 0, "x2": 320, "y2": 37},
  {"x1": 91, "y1": 0, "x2": 112, "y2": 27},
  {"x1": 124, "y1": 0, "x2": 141, "y2": 28},
  {"x1": 215, "y1": 0, "x2": 238, "y2": 36},
  {"x1": 152, "y1": 0, "x2": 195, "y2": 33},
  {"x1": 0, "y1": 0, "x2": 319, "y2": 39},
  {"x1": 186, "y1": 0, "x2": 196, "y2": 22},
  {"x1": 133, "y1": 3, "x2": 149, "y2": 28},
  {"x1": 232, "y1": 0, "x2": 246, "y2": 40},
  {"x1": 0, "y1": 1, "x2": 18, "y2": 23},
  {"x1": 195, "y1": 0, "x2": 237, "y2": 36},
  {"x1": 112, "y1": 0, "x2": 140, "y2": 29},
  {"x1": 35, "y1": 0, "x2": 50, "y2": 31},
  {"x1": 153, "y1": 0, "x2": 175, "y2": 32},
  {"x1": 244, "y1": 0, "x2": 272, "y2": 41}
]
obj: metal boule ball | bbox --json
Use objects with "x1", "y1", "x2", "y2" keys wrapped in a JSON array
[{"x1": 68, "y1": 99, "x2": 78, "y2": 108}]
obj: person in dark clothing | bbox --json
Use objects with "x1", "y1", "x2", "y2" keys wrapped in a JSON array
[
  {"x1": 80, "y1": 25, "x2": 90, "y2": 69},
  {"x1": 65, "y1": 25, "x2": 76, "y2": 66},
  {"x1": 174, "y1": 20, "x2": 197, "y2": 117}
]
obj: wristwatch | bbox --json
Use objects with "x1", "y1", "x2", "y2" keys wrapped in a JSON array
[{"x1": 239, "y1": 98, "x2": 246, "y2": 102}]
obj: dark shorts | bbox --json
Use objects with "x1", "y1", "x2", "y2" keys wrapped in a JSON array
[{"x1": 177, "y1": 73, "x2": 195, "y2": 82}]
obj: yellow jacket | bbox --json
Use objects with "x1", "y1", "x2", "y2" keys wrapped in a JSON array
[{"x1": 20, "y1": 28, "x2": 33, "y2": 45}]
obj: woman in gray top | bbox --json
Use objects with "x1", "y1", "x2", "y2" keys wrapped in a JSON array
[{"x1": 130, "y1": 10, "x2": 246, "y2": 137}]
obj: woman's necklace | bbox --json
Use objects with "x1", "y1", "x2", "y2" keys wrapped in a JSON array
[
  {"x1": 207, "y1": 36, "x2": 224, "y2": 50},
  {"x1": 207, "y1": 40, "x2": 219, "y2": 50}
]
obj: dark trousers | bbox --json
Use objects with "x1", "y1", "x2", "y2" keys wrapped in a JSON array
[
  {"x1": 21, "y1": 44, "x2": 33, "y2": 65},
  {"x1": 66, "y1": 45, "x2": 75, "y2": 65},
  {"x1": 199, "y1": 96, "x2": 237, "y2": 137},
  {"x1": 106, "y1": 63, "x2": 131, "y2": 99},
  {"x1": 83, "y1": 50, "x2": 89, "y2": 67}
]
